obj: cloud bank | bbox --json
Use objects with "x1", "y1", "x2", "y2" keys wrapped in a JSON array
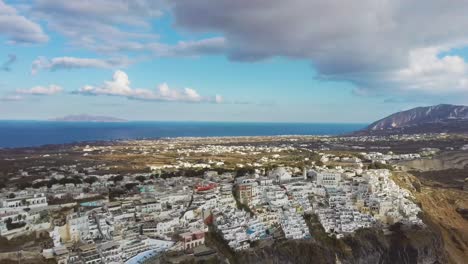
[
  {"x1": 0, "y1": 0, "x2": 47, "y2": 43},
  {"x1": 31, "y1": 56, "x2": 132, "y2": 74},
  {"x1": 30, "y1": 0, "x2": 225, "y2": 57},
  {"x1": 5, "y1": 0, "x2": 468, "y2": 99},
  {"x1": 16, "y1": 85, "x2": 63, "y2": 95},
  {"x1": 73, "y1": 70, "x2": 222, "y2": 103},
  {"x1": 0, "y1": 95, "x2": 23, "y2": 102},
  {"x1": 32, "y1": 0, "x2": 160, "y2": 52},
  {"x1": 1, "y1": 84, "x2": 63, "y2": 101},
  {"x1": 146, "y1": 37, "x2": 226, "y2": 57},
  {"x1": 171, "y1": 0, "x2": 468, "y2": 95}
]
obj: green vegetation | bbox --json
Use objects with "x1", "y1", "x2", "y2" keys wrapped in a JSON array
[
  {"x1": 135, "y1": 175, "x2": 146, "y2": 183},
  {"x1": 108, "y1": 188, "x2": 126, "y2": 201},
  {"x1": 124, "y1": 182, "x2": 138, "y2": 191},
  {"x1": 235, "y1": 167, "x2": 255, "y2": 177},
  {"x1": 83, "y1": 176, "x2": 98, "y2": 185},
  {"x1": 32, "y1": 176, "x2": 83, "y2": 189},
  {"x1": 16, "y1": 182, "x2": 32, "y2": 190},
  {"x1": 4, "y1": 218, "x2": 26, "y2": 230},
  {"x1": 109, "y1": 175, "x2": 123, "y2": 183},
  {"x1": 368, "y1": 162, "x2": 393, "y2": 170}
]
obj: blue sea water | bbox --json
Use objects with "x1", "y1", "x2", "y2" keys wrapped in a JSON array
[{"x1": 0, "y1": 121, "x2": 366, "y2": 148}]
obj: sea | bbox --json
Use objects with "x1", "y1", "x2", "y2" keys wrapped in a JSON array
[{"x1": 0, "y1": 121, "x2": 366, "y2": 148}]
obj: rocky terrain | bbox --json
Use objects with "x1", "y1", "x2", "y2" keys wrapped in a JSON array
[
  {"x1": 399, "y1": 151, "x2": 468, "y2": 189},
  {"x1": 356, "y1": 104, "x2": 468, "y2": 135},
  {"x1": 1, "y1": 135, "x2": 466, "y2": 264},
  {"x1": 401, "y1": 151, "x2": 468, "y2": 171},
  {"x1": 392, "y1": 151, "x2": 468, "y2": 264},
  {"x1": 206, "y1": 211, "x2": 447, "y2": 264},
  {"x1": 232, "y1": 226, "x2": 445, "y2": 264},
  {"x1": 200, "y1": 150, "x2": 468, "y2": 264},
  {"x1": 391, "y1": 170, "x2": 468, "y2": 264},
  {"x1": 205, "y1": 169, "x2": 466, "y2": 264}
]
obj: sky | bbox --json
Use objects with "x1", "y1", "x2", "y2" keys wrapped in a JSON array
[{"x1": 1, "y1": 0, "x2": 468, "y2": 123}]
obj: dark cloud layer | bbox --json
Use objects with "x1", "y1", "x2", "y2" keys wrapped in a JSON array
[
  {"x1": 3, "y1": 0, "x2": 468, "y2": 98},
  {"x1": 171, "y1": 0, "x2": 468, "y2": 94}
]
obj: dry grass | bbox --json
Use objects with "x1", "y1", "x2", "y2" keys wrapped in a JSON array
[{"x1": 393, "y1": 171, "x2": 468, "y2": 264}]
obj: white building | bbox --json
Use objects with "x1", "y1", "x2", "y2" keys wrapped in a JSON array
[
  {"x1": 1, "y1": 193, "x2": 48, "y2": 209},
  {"x1": 316, "y1": 172, "x2": 342, "y2": 189},
  {"x1": 67, "y1": 213, "x2": 89, "y2": 242},
  {"x1": 269, "y1": 167, "x2": 292, "y2": 183}
]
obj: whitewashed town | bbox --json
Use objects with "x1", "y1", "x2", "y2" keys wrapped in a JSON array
[{"x1": 0, "y1": 134, "x2": 440, "y2": 264}]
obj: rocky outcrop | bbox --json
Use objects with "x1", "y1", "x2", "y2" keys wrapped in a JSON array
[
  {"x1": 355, "y1": 104, "x2": 468, "y2": 135},
  {"x1": 391, "y1": 171, "x2": 468, "y2": 264},
  {"x1": 234, "y1": 225, "x2": 446, "y2": 264}
]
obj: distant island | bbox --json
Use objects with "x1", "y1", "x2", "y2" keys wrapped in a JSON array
[{"x1": 50, "y1": 114, "x2": 127, "y2": 122}]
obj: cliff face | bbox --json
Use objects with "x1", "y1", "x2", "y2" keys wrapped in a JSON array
[
  {"x1": 391, "y1": 171, "x2": 468, "y2": 264},
  {"x1": 234, "y1": 225, "x2": 446, "y2": 264},
  {"x1": 356, "y1": 104, "x2": 468, "y2": 135}
]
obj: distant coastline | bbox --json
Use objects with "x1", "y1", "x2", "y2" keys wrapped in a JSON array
[
  {"x1": 0, "y1": 121, "x2": 366, "y2": 148},
  {"x1": 49, "y1": 114, "x2": 127, "y2": 122}
]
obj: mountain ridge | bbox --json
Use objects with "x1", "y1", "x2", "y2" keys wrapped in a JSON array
[{"x1": 356, "y1": 104, "x2": 468, "y2": 135}]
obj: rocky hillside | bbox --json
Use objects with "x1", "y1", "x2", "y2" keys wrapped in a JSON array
[
  {"x1": 391, "y1": 171, "x2": 468, "y2": 264},
  {"x1": 233, "y1": 226, "x2": 446, "y2": 264},
  {"x1": 202, "y1": 214, "x2": 447, "y2": 264},
  {"x1": 356, "y1": 104, "x2": 468, "y2": 135}
]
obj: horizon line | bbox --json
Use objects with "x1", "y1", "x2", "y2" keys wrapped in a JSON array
[{"x1": 0, "y1": 119, "x2": 369, "y2": 125}]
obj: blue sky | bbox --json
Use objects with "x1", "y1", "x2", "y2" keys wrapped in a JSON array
[{"x1": 1, "y1": 0, "x2": 468, "y2": 122}]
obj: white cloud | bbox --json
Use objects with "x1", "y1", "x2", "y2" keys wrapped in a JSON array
[
  {"x1": 0, "y1": 95, "x2": 23, "y2": 101},
  {"x1": 391, "y1": 47, "x2": 468, "y2": 93},
  {"x1": 18, "y1": 0, "x2": 468, "y2": 97},
  {"x1": 74, "y1": 70, "x2": 222, "y2": 103},
  {"x1": 154, "y1": 83, "x2": 202, "y2": 102},
  {"x1": 31, "y1": 56, "x2": 132, "y2": 74},
  {"x1": 32, "y1": 0, "x2": 161, "y2": 51},
  {"x1": 171, "y1": 0, "x2": 468, "y2": 96},
  {"x1": 0, "y1": 0, "x2": 48, "y2": 43},
  {"x1": 29, "y1": 1, "x2": 226, "y2": 57},
  {"x1": 1, "y1": 84, "x2": 62, "y2": 102},
  {"x1": 16, "y1": 85, "x2": 63, "y2": 95},
  {"x1": 351, "y1": 46, "x2": 468, "y2": 96}
]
